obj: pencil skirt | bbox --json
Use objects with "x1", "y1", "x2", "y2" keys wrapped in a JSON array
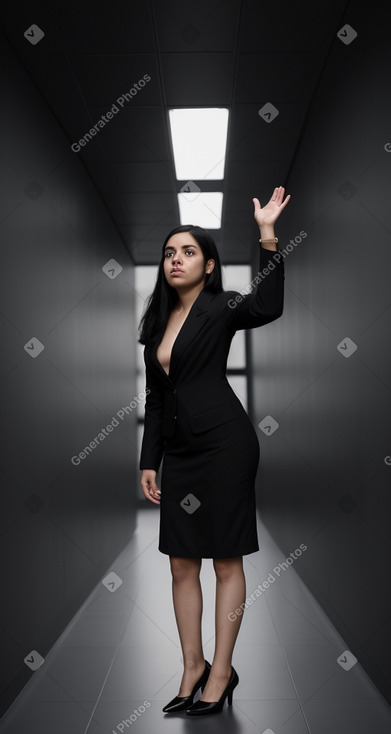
[{"x1": 158, "y1": 406, "x2": 260, "y2": 558}]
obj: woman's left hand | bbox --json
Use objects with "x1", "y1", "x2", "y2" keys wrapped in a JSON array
[{"x1": 253, "y1": 186, "x2": 291, "y2": 227}]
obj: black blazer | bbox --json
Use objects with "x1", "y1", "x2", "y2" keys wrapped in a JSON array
[{"x1": 139, "y1": 246, "x2": 285, "y2": 472}]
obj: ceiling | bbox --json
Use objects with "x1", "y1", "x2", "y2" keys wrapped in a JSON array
[{"x1": 0, "y1": 0, "x2": 349, "y2": 263}]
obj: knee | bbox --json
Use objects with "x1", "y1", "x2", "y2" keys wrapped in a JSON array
[
  {"x1": 213, "y1": 556, "x2": 243, "y2": 582},
  {"x1": 169, "y1": 556, "x2": 201, "y2": 583}
]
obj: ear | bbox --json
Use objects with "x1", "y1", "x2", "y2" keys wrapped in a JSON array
[{"x1": 206, "y1": 259, "x2": 215, "y2": 274}]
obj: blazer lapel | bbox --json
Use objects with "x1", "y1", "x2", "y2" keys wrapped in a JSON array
[
  {"x1": 168, "y1": 289, "x2": 211, "y2": 382},
  {"x1": 150, "y1": 288, "x2": 212, "y2": 384}
]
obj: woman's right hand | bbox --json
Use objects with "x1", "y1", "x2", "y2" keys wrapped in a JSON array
[{"x1": 140, "y1": 469, "x2": 161, "y2": 504}]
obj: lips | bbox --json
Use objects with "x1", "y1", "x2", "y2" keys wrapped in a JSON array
[{"x1": 171, "y1": 269, "x2": 183, "y2": 273}]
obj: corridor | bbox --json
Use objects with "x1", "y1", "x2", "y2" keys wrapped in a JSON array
[{"x1": 1, "y1": 507, "x2": 390, "y2": 733}]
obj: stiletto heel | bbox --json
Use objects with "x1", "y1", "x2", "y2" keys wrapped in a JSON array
[
  {"x1": 162, "y1": 660, "x2": 211, "y2": 713},
  {"x1": 186, "y1": 666, "x2": 239, "y2": 715}
]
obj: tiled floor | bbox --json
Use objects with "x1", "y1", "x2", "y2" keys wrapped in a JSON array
[{"x1": 1, "y1": 505, "x2": 391, "y2": 734}]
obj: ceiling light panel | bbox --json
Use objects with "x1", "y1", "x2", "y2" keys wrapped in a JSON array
[
  {"x1": 177, "y1": 192, "x2": 223, "y2": 228},
  {"x1": 169, "y1": 108, "x2": 229, "y2": 180}
]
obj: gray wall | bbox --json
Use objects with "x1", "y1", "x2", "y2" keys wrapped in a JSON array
[
  {"x1": 0, "y1": 33, "x2": 138, "y2": 714},
  {"x1": 252, "y1": 3, "x2": 391, "y2": 704}
]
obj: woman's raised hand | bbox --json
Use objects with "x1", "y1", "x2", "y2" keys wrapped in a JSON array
[
  {"x1": 253, "y1": 186, "x2": 291, "y2": 228},
  {"x1": 140, "y1": 469, "x2": 161, "y2": 504}
]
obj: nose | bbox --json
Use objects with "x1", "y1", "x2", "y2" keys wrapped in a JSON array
[{"x1": 172, "y1": 252, "x2": 182, "y2": 266}]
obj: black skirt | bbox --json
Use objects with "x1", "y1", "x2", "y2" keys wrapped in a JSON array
[{"x1": 159, "y1": 397, "x2": 260, "y2": 558}]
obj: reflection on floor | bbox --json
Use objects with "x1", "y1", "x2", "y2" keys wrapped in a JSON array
[{"x1": 1, "y1": 505, "x2": 391, "y2": 734}]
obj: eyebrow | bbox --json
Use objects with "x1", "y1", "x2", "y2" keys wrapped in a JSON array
[{"x1": 164, "y1": 243, "x2": 199, "y2": 251}]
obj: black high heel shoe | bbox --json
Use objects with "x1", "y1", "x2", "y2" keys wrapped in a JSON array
[
  {"x1": 186, "y1": 665, "x2": 239, "y2": 715},
  {"x1": 162, "y1": 660, "x2": 211, "y2": 713}
]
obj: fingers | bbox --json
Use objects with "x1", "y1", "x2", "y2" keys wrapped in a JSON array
[
  {"x1": 275, "y1": 186, "x2": 290, "y2": 206},
  {"x1": 273, "y1": 186, "x2": 283, "y2": 202},
  {"x1": 276, "y1": 186, "x2": 290, "y2": 208},
  {"x1": 140, "y1": 477, "x2": 161, "y2": 504},
  {"x1": 254, "y1": 187, "x2": 291, "y2": 209},
  {"x1": 144, "y1": 487, "x2": 161, "y2": 504},
  {"x1": 147, "y1": 493, "x2": 161, "y2": 505}
]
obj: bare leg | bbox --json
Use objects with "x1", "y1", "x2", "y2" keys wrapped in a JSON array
[
  {"x1": 200, "y1": 556, "x2": 245, "y2": 702},
  {"x1": 169, "y1": 556, "x2": 205, "y2": 696}
]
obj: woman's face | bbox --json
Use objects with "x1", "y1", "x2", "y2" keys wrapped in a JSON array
[{"x1": 163, "y1": 232, "x2": 214, "y2": 291}]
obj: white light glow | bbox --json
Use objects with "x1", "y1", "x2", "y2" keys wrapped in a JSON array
[
  {"x1": 169, "y1": 108, "x2": 229, "y2": 180},
  {"x1": 177, "y1": 192, "x2": 223, "y2": 228}
]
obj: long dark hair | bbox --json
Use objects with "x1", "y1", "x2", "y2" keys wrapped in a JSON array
[{"x1": 138, "y1": 225, "x2": 223, "y2": 345}]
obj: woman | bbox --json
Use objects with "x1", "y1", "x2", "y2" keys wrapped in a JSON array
[{"x1": 138, "y1": 186, "x2": 290, "y2": 716}]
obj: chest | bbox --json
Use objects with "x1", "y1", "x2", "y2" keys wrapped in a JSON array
[{"x1": 156, "y1": 310, "x2": 190, "y2": 374}]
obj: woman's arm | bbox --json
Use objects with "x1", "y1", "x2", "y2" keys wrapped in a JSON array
[
  {"x1": 139, "y1": 359, "x2": 165, "y2": 473},
  {"x1": 225, "y1": 186, "x2": 291, "y2": 331},
  {"x1": 139, "y1": 358, "x2": 164, "y2": 503}
]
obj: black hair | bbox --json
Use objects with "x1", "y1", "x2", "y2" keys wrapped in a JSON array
[{"x1": 138, "y1": 225, "x2": 223, "y2": 345}]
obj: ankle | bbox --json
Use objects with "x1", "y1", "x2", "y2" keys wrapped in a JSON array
[
  {"x1": 209, "y1": 662, "x2": 232, "y2": 677},
  {"x1": 183, "y1": 658, "x2": 205, "y2": 672}
]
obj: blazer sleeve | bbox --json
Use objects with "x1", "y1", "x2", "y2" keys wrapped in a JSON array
[
  {"x1": 139, "y1": 357, "x2": 165, "y2": 472},
  {"x1": 224, "y1": 245, "x2": 285, "y2": 331}
]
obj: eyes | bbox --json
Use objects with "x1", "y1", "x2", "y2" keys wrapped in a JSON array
[{"x1": 164, "y1": 249, "x2": 195, "y2": 258}]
